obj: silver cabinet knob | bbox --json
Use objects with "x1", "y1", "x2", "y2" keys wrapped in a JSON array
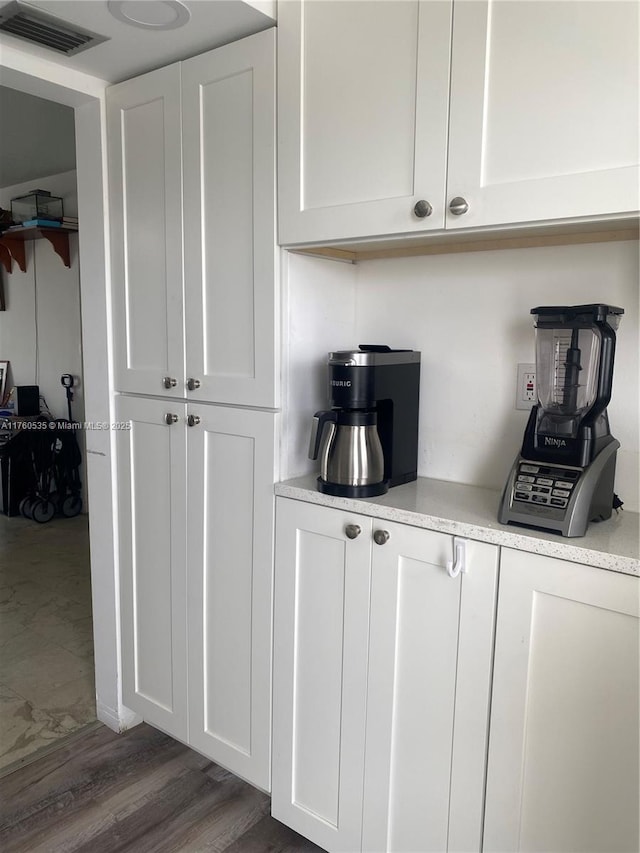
[
  {"x1": 449, "y1": 196, "x2": 469, "y2": 216},
  {"x1": 413, "y1": 199, "x2": 433, "y2": 218},
  {"x1": 164, "y1": 413, "x2": 179, "y2": 425},
  {"x1": 186, "y1": 378, "x2": 201, "y2": 391},
  {"x1": 373, "y1": 529, "x2": 390, "y2": 546},
  {"x1": 162, "y1": 376, "x2": 177, "y2": 389},
  {"x1": 187, "y1": 414, "x2": 201, "y2": 427},
  {"x1": 345, "y1": 524, "x2": 361, "y2": 540}
]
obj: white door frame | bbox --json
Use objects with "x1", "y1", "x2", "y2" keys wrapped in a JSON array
[{"x1": 1, "y1": 42, "x2": 134, "y2": 731}]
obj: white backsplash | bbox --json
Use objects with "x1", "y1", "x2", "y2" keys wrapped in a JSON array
[
  {"x1": 282, "y1": 240, "x2": 639, "y2": 513},
  {"x1": 280, "y1": 251, "x2": 358, "y2": 483}
]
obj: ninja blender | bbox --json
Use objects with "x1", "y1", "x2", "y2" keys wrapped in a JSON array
[{"x1": 499, "y1": 304, "x2": 624, "y2": 537}]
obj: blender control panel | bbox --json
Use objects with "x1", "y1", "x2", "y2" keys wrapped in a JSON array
[{"x1": 512, "y1": 462, "x2": 581, "y2": 510}]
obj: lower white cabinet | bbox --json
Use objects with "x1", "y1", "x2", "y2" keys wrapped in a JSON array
[
  {"x1": 484, "y1": 549, "x2": 640, "y2": 853},
  {"x1": 272, "y1": 498, "x2": 499, "y2": 852},
  {"x1": 116, "y1": 395, "x2": 276, "y2": 790}
]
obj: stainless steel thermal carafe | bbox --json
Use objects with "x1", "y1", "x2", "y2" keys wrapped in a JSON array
[{"x1": 309, "y1": 409, "x2": 386, "y2": 496}]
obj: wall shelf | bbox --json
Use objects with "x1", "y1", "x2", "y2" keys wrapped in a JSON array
[{"x1": 0, "y1": 225, "x2": 78, "y2": 273}]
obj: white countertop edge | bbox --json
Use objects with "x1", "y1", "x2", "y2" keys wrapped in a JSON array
[{"x1": 275, "y1": 476, "x2": 639, "y2": 577}]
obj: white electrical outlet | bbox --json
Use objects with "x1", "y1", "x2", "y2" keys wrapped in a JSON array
[{"x1": 516, "y1": 363, "x2": 537, "y2": 410}]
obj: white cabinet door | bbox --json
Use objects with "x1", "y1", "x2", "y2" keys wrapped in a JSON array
[
  {"x1": 362, "y1": 525, "x2": 498, "y2": 853},
  {"x1": 447, "y1": 0, "x2": 640, "y2": 230},
  {"x1": 107, "y1": 65, "x2": 185, "y2": 398},
  {"x1": 115, "y1": 395, "x2": 188, "y2": 739},
  {"x1": 484, "y1": 549, "x2": 640, "y2": 853},
  {"x1": 182, "y1": 30, "x2": 278, "y2": 409},
  {"x1": 277, "y1": 0, "x2": 452, "y2": 244},
  {"x1": 272, "y1": 499, "x2": 372, "y2": 852},
  {"x1": 186, "y1": 403, "x2": 277, "y2": 791}
]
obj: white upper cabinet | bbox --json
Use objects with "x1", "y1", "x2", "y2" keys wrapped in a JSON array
[
  {"x1": 277, "y1": 0, "x2": 452, "y2": 243},
  {"x1": 107, "y1": 64, "x2": 185, "y2": 398},
  {"x1": 447, "y1": 0, "x2": 640, "y2": 230},
  {"x1": 277, "y1": 0, "x2": 639, "y2": 245},
  {"x1": 108, "y1": 29, "x2": 278, "y2": 408}
]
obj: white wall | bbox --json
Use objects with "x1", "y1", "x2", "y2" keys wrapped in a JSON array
[
  {"x1": 0, "y1": 172, "x2": 87, "y2": 497},
  {"x1": 280, "y1": 251, "x2": 357, "y2": 481},
  {"x1": 75, "y1": 98, "x2": 139, "y2": 733},
  {"x1": 283, "y1": 240, "x2": 640, "y2": 513},
  {"x1": 0, "y1": 86, "x2": 76, "y2": 187}
]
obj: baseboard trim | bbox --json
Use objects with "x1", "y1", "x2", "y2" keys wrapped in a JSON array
[{"x1": 97, "y1": 701, "x2": 142, "y2": 733}]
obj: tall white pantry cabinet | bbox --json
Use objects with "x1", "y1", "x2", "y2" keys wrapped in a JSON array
[{"x1": 107, "y1": 29, "x2": 278, "y2": 791}]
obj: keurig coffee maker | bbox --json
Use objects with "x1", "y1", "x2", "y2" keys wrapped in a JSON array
[
  {"x1": 499, "y1": 304, "x2": 624, "y2": 537},
  {"x1": 309, "y1": 345, "x2": 420, "y2": 497}
]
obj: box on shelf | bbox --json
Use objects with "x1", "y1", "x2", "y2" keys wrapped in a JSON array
[
  {"x1": 19, "y1": 219, "x2": 62, "y2": 228},
  {"x1": 10, "y1": 189, "x2": 63, "y2": 225}
]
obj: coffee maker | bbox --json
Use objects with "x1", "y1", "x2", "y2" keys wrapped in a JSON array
[
  {"x1": 499, "y1": 304, "x2": 624, "y2": 537},
  {"x1": 309, "y1": 346, "x2": 420, "y2": 497}
]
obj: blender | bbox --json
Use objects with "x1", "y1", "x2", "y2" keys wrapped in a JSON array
[{"x1": 499, "y1": 304, "x2": 624, "y2": 537}]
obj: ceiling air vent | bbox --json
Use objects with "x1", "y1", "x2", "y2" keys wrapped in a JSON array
[{"x1": 0, "y1": 1, "x2": 109, "y2": 56}]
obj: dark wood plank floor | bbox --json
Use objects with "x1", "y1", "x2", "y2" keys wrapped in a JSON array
[{"x1": 0, "y1": 722, "x2": 326, "y2": 853}]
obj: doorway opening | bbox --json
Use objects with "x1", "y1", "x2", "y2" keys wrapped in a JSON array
[{"x1": 0, "y1": 85, "x2": 96, "y2": 772}]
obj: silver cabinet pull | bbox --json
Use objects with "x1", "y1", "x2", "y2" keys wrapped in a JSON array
[
  {"x1": 373, "y1": 529, "x2": 390, "y2": 545},
  {"x1": 186, "y1": 378, "x2": 201, "y2": 391},
  {"x1": 162, "y1": 376, "x2": 177, "y2": 389},
  {"x1": 187, "y1": 414, "x2": 201, "y2": 427},
  {"x1": 413, "y1": 199, "x2": 433, "y2": 218},
  {"x1": 164, "y1": 413, "x2": 179, "y2": 425},
  {"x1": 345, "y1": 524, "x2": 361, "y2": 540},
  {"x1": 448, "y1": 196, "x2": 469, "y2": 215}
]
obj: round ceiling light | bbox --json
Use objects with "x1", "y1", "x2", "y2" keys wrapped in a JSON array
[{"x1": 107, "y1": 1, "x2": 191, "y2": 31}]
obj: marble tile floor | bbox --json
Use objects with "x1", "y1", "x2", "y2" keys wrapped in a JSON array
[{"x1": 0, "y1": 513, "x2": 95, "y2": 773}]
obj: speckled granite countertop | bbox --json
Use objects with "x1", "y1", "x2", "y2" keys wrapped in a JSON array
[{"x1": 275, "y1": 475, "x2": 639, "y2": 576}]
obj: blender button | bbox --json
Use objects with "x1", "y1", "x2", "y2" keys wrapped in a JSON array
[
  {"x1": 556, "y1": 481, "x2": 574, "y2": 490},
  {"x1": 518, "y1": 475, "x2": 536, "y2": 483},
  {"x1": 520, "y1": 464, "x2": 539, "y2": 474},
  {"x1": 552, "y1": 489, "x2": 570, "y2": 498},
  {"x1": 536, "y1": 478, "x2": 553, "y2": 486},
  {"x1": 514, "y1": 491, "x2": 531, "y2": 501},
  {"x1": 551, "y1": 498, "x2": 568, "y2": 508},
  {"x1": 531, "y1": 494, "x2": 549, "y2": 504},
  {"x1": 517, "y1": 483, "x2": 533, "y2": 491},
  {"x1": 532, "y1": 485, "x2": 551, "y2": 493}
]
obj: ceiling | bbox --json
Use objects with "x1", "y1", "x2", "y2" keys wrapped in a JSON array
[{"x1": 0, "y1": 0, "x2": 276, "y2": 83}]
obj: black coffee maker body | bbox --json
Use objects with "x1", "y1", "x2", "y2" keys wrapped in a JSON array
[{"x1": 309, "y1": 346, "x2": 421, "y2": 498}]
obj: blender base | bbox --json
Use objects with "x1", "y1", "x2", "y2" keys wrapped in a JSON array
[{"x1": 499, "y1": 440, "x2": 619, "y2": 537}]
